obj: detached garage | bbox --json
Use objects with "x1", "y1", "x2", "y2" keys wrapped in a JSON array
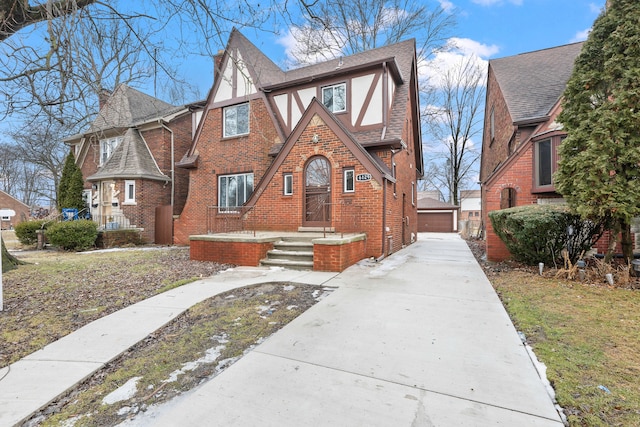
[{"x1": 417, "y1": 197, "x2": 459, "y2": 233}]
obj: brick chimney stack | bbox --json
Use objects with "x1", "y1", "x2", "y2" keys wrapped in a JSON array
[
  {"x1": 213, "y1": 50, "x2": 225, "y2": 84},
  {"x1": 98, "y1": 88, "x2": 112, "y2": 110}
]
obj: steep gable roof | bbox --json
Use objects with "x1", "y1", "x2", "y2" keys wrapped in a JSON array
[
  {"x1": 489, "y1": 42, "x2": 583, "y2": 123},
  {"x1": 246, "y1": 98, "x2": 393, "y2": 207},
  {"x1": 417, "y1": 197, "x2": 458, "y2": 209},
  {"x1": 89, "y1": 84, "x2": 178, "y2": 132},
  {"x1": 86, "y1": 128, "x2": 168, "y2": 182},
  {"x1": 0, "y1": 189, "x2": 30, "y2": 210}
]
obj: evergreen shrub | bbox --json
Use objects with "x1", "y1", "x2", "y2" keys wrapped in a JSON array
[
  {"x1": 489, "y1": 204, "x2": 604, "y2": 265},
  {"x1": 14, "y1": 220, "x2": 48, "y2": 246},
  {"x1": 45, "y1": 220, "x2": 98, "y2": 251}
]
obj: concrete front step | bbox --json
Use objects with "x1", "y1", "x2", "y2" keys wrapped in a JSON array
[
  {"x1": 260, "y1": 240, "x2": 315, "y2": 270},
  {"x1": 260, "y1": 258, "x2": 314, "y2": 270}
]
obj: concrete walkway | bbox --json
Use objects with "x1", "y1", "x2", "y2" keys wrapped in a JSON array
[{"x1": 0, "y1": 233, "x2": 564, "y2": 426}]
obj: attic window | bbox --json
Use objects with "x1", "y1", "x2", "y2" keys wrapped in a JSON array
[
  {"x1": 99, "y1": 136, "x2": 122, "y2": 165},
  {"x1": 322, "y1": 83, "x2": 346, "y2": 113},
  {"x1": 223, "y1": 103, "x2": 249, "y2": 137}
]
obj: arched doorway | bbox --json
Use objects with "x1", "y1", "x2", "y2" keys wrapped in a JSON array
[{"x1": 304, "y1": 156, "x2": 331, "y2": 226}]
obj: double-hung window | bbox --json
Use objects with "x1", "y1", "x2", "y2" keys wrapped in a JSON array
[
  {"x1": 99, "y1": 137, "x2": 122, "y2": 165},
  {"x1": 322, "y1": 83, "x2": 346, "y2": 113},
  {"x1": 223, "y1": 103, "x2": 249, "y2": 137},
  {"x1": 219, "y1": 173, "x2": 254, "y2": 211}
]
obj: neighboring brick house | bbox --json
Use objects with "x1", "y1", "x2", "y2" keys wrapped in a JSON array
[
  {"x1": 479, "y1": 42, "x2": 583, "y2": 261},
  {"x1": 0, "y1": 190, "x2": 30, "y2": 230},
  {"x1": 174, "y1": 29, "x2": 423, "y2": 269},
  {"x1": 65, "y1": 84, "x2": 203, "y2": 243}
]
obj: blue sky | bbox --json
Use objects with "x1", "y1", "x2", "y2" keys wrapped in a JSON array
[{"x1": 174, "y1": 0, "x2": 606, "y2": 99}]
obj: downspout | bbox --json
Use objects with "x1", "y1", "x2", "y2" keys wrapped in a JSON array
[
  {"x1": 379, "y1": 178, "x2": 387, "y2": 262},
  {"x1": 159, "y1": 120, "x2": 175, "y2": 208}
]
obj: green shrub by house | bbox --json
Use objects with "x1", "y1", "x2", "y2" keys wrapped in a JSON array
[
  {"x1": 489, "y1": 204, "x2": 605, "y2": 266},
  {"x1": 45, "y1": 220, "x2": 98, "y2": 251},
  {"x1": 14, "y1": 220, "x2": 48, "y2": 246}
]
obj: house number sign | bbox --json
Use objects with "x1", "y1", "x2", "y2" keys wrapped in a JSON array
[{"x1": 356, "y1": 173, "x2": 372, "y2": 182}]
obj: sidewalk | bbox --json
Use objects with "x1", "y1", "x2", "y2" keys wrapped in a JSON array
[
  {"x1": 123, "y1": 233, "x2": 564, "y2": 426},
  {"x1": 1, "y1": 233, "x2": 564, "y2": 426},
  {"x1": 0, "y1": 267, "x2": 338, "y2": 427}
]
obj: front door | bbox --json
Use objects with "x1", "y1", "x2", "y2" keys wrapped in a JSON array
[{"x1": 304, "y1": 156, "x2": 331, "y2": 227}]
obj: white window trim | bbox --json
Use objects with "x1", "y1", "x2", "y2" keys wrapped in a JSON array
[
  {"x1": 223, "y1": 103, "x2": 250, "y2": 138},
  {"x1": 284, "y1": 173, "x2": 293, "y2": 196},
  {"x1": 218, "y1": 172, "x2": 254, "y2": 212},
  {"x1": 322, "y1": 83, "x2": 347, "y2": 113},
  {"x1": 124, "y1": 180, "x2": 136, "y2": 205},
  {"x1": 344, "y1": 169, "x2": 355, "y2": 193}
]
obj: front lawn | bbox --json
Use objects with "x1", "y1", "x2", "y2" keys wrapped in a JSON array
[{"x1": 474, "y1": 242, "x2": 640, "y2": 426}]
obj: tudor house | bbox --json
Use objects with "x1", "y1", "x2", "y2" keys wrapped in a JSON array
[
  {"x1": 479, "y1": 43, "x2": 583, "y2": 261},
  {"x1": 65, "y1": 84, "x2": 203, "y2": 244},
  {"x1": 174, "y1": 30, "x2": 423, "y2": 270}
]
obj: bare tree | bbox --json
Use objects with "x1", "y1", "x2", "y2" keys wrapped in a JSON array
[
  {"x1": 424, "y1": 55, "x2": 484, "y2": 206},
  {"x1": 0, "y1": 142, "x2": 21, "y2": 195},
  {"x1": 287, "y1": 0, "x2": 454, "y2": 66}
]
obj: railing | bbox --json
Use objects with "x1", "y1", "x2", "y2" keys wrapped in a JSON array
[
  {"x1": 91, "y1": 213, "x2": 139, "y2": 231},
  {"x1": 206, "y1": 201, "x2": 363, "y2": 237}
]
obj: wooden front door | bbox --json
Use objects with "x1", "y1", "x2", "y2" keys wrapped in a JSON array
[{"x1": 304, "y1": 156, "x2": 331, "y2": 226}]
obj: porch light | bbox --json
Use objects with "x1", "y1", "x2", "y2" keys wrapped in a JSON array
[{"x1": 312, "y1": 133, "x2": 319, "y2": 143}]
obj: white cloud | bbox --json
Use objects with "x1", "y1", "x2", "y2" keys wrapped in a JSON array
[
  {"x1": 419, "y1": 37, "x2": 498, "y2": 89},
  {"x1": 438, "y1": 0, "x2": 455, "y2": 13},
  {"x1": 571, "y1": 28, "x2": 591, "y2": 43}
]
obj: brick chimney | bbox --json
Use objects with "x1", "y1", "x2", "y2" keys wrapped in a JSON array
[
  {"x1": 98, "y1": 88, "x2": 112, "y2": 110},
  {"x1": 213, "y1": 50, "x2": 225, "y2": 84}
]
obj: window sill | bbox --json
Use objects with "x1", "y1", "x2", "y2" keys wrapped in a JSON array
[
  {"x1": 221, "y1": 133, "x2": 249, "y2": 141},
  {"x1": 122, "y1": 201, "x2": 137, "y2": 206}
]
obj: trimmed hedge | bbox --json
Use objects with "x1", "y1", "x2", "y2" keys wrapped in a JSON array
[
  {"x1": 45, "y1": 220, "x2": 98, "y2": 251},
  {"x1": 14, "y1": 220, "x2": 48, "y2": 246},
  {"x1": 489, "y1": 204, "x2": 604, "y2": 265}
]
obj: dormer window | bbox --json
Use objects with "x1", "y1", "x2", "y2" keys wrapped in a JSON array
[
  {"x1": 99, "y1": 137, "x2": 122, "y2": 165},
  {"x1": 322, "y1": 83, "x2": 346, "y2": 113}
]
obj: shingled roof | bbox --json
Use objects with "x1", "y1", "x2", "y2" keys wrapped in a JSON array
[
  {"x1": 86, "y1": 128, "x2": 168, "y2": 182},
  {"x1": 89, "y1": 84, "x2": 178, "y2": 132},
  {"x1": 489, "y1": 42, "x2": 583, "y2": 123}
]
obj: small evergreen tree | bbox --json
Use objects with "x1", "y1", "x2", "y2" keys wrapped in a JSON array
[
  {"x1": 556, "y1": 0, "x2": 640, "y2": 263},
  {"x1": 57, "y1": 152, "x2": 86, "y2": 213}
]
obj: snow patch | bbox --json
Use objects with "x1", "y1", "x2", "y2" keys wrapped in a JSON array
[
  {"x1": 164, "y1": 335, "x2": 228, "y2": 383},
  {"x1": 102, "y1": 377, "x2": 142, "y2": 405},
  {"x1": 368, "y1": 254, "x2": 409, "y2": 277},
  {"x1": 283, "y1": 285, "x2": 295, "y2": 291}
]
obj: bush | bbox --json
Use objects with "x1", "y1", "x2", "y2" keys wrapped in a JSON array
[
  {"x1": 45, "y1": 220, "x2": 98, "y2": 251},
  {"x1": 489, "y1": 204, "x2": 605, "y2": 266},
  {"x1": 14, "y1": 220, "x2": 48, "y2": 246}
]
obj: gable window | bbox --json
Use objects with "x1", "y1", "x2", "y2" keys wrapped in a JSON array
[
  {"x1": 322, "y1": 83, "x2": 346, "y2": 113},
  {"x1": 219, "y1": 173, "x2": 254, "y2": 210},
  {"x1": 124, "y1": 180, "x2": 136, "y2": 204},
  {"x1": 284, "y1": 173, "x2": 293, "y2": 196},
  {"x1": 534, "y1": 136, "x2": 563, "y2": 191},
  {"x1": 99, "y1": 137, "x2": 122, "y2": 165},
  {"x1": 223, "y1": 103, "x2": 249, "y2": 137},
  {"x1": 344, "y1": 169, "x2": 355, "y2": 193}
]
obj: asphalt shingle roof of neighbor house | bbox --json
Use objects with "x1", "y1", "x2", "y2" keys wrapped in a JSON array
[
  {"x1": 417, "y1": 197, "x2": 459, "y2": 210},
  {"x1": 89, "y1": 84, "x2": 178, "y2": 132},
  {"x1": 490, "y1": 42, "x2": 584, "y2": 123},
  {"x1": 86, "y1": 128, "x2": 169, "y2": 182}
]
